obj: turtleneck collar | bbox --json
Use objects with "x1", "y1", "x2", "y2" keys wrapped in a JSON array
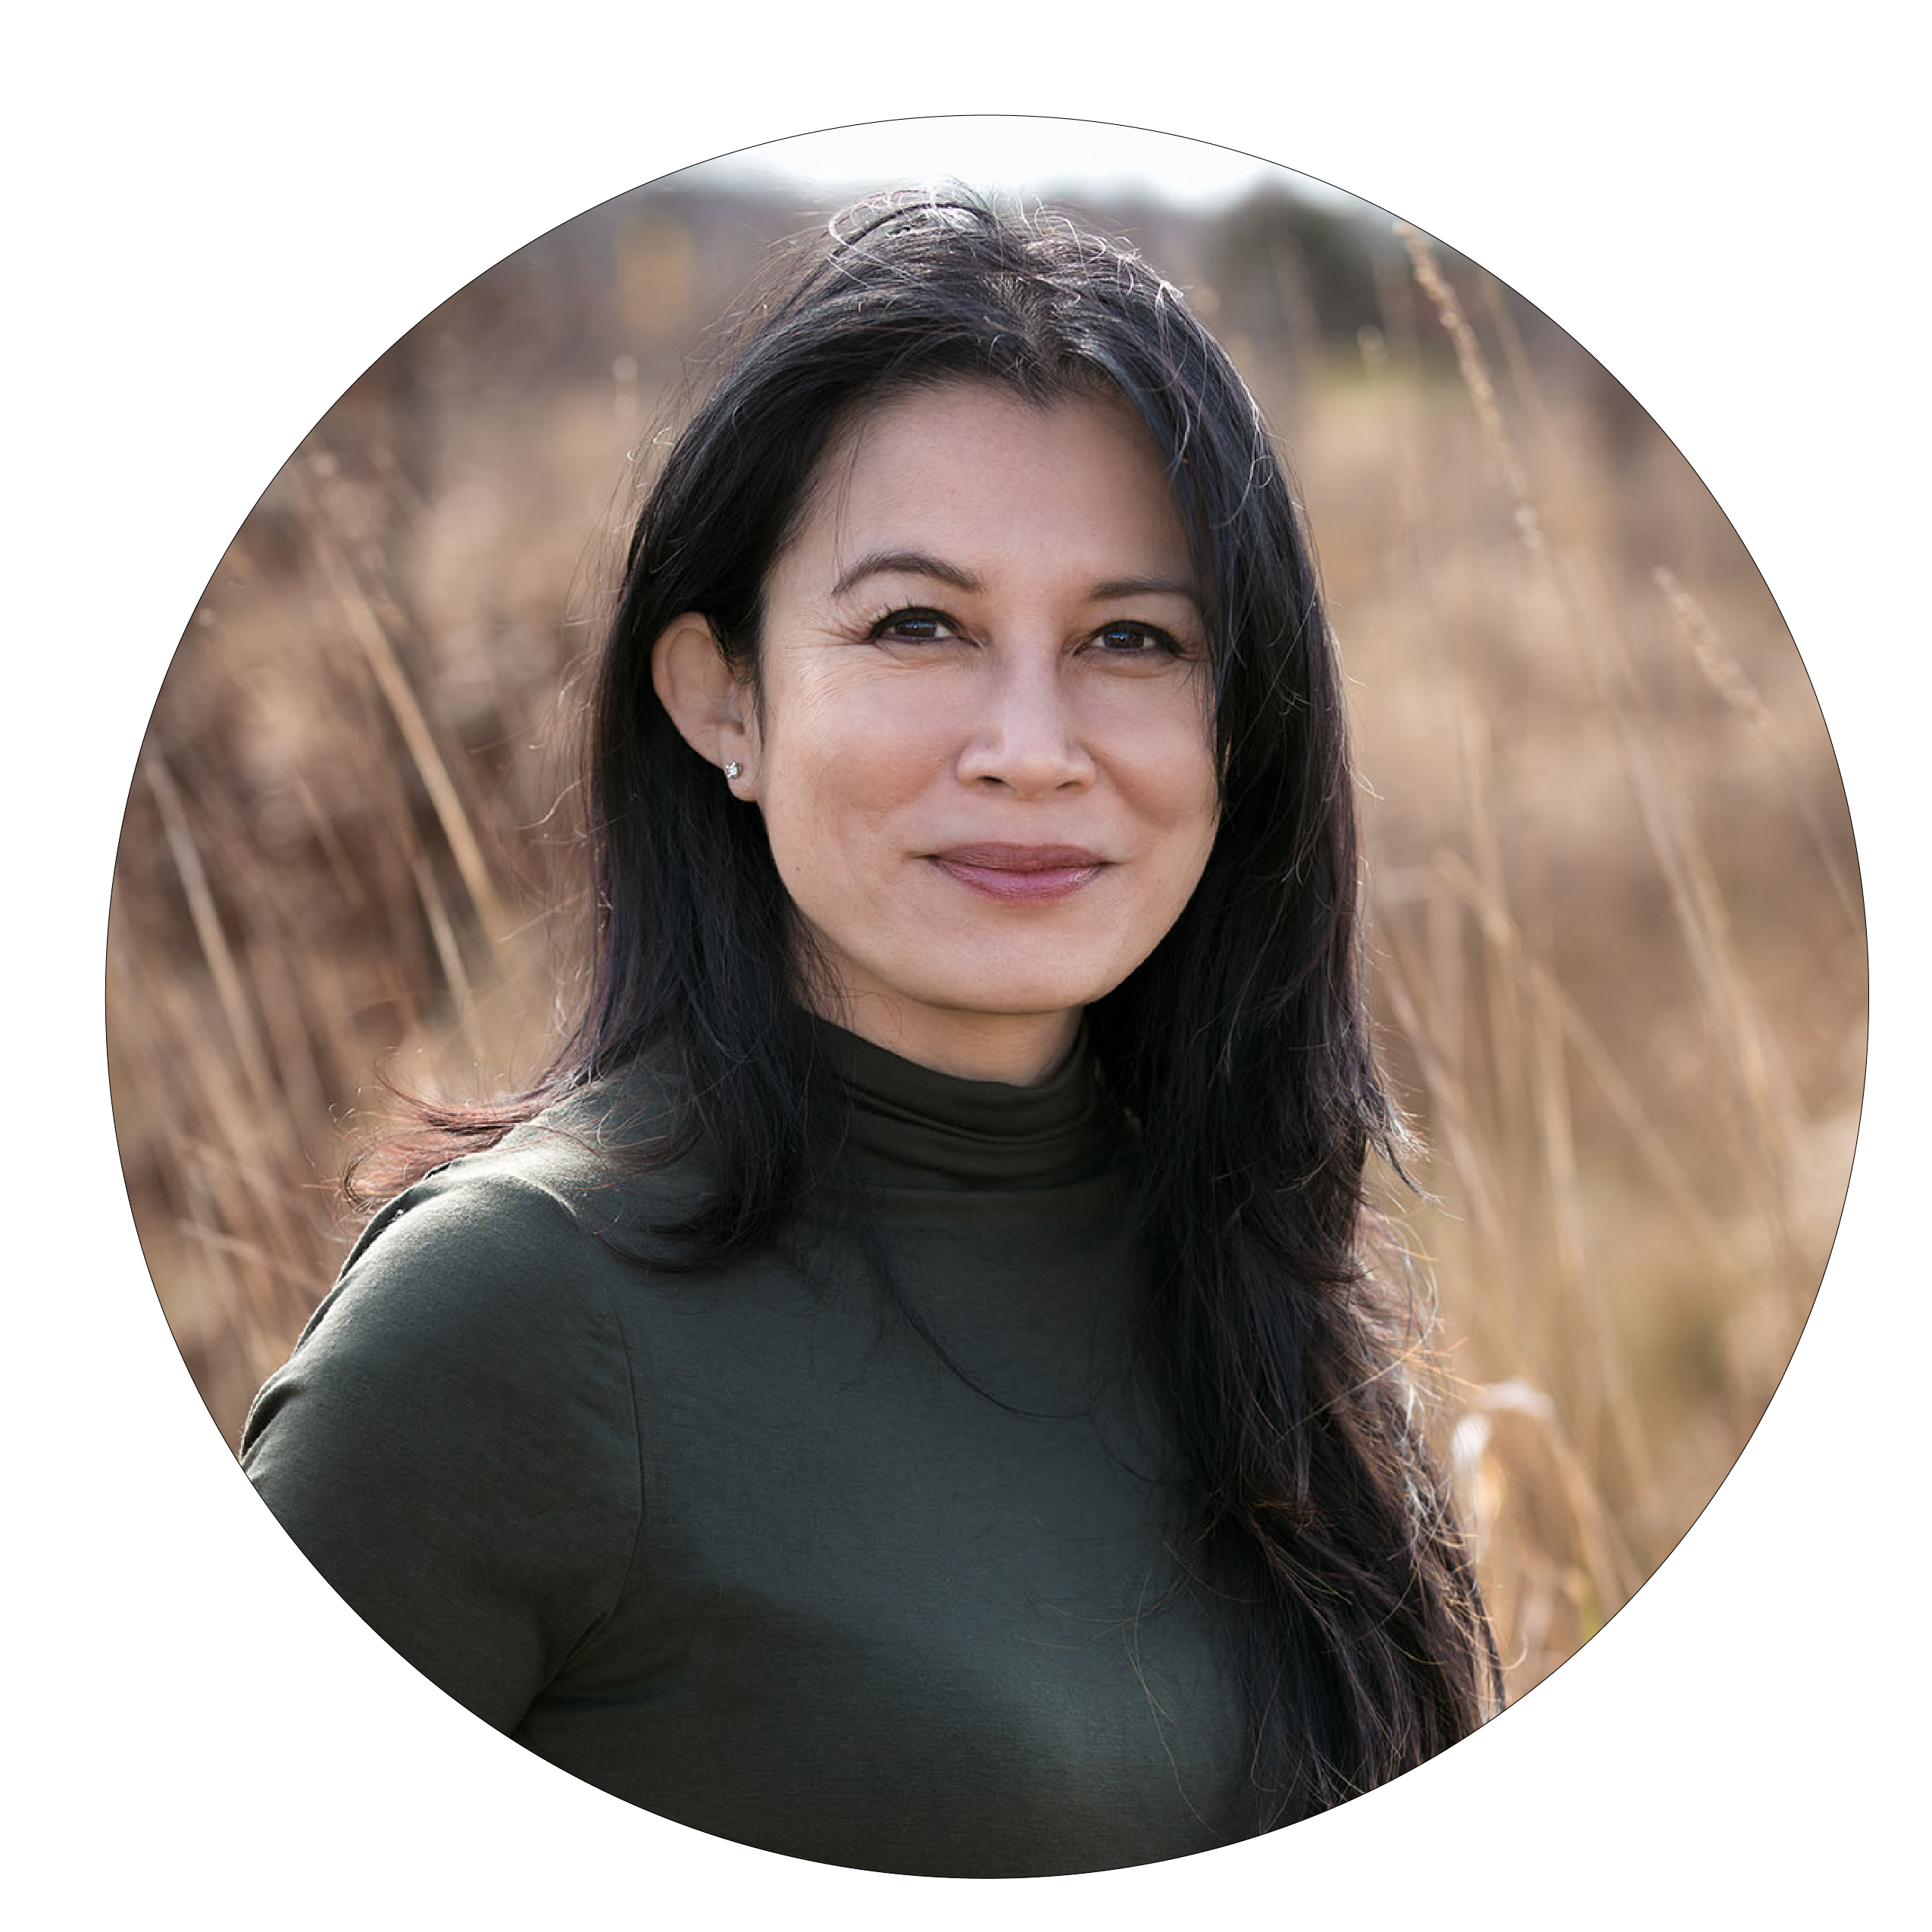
[{"x1": 805, "y1": 1014, "x2": 1132, "y2": 1193}]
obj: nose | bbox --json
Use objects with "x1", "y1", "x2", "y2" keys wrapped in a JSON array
[{"x1": 953, "y1": 646, "x2": 1097, "y2": 796}]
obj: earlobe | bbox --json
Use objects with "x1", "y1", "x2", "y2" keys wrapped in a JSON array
[{"x1": 651, "y1": 613, "x2": 755, "y2": 790}]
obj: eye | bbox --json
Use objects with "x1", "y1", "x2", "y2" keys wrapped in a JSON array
[
  {"x1": 1089, "y1": 620, "x2": 1184, "y2": 658},
  {"x1": 867, "y1": 607, "x2": 958, "y2": 645}
]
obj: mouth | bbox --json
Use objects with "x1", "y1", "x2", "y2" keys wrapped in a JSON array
[{"x1": 928, "y1": 843, "x2": 1108, "y2": 905}]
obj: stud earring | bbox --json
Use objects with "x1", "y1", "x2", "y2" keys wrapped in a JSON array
[{"x1": 724, "y1": 761, "x2": 744, "y2": 781}]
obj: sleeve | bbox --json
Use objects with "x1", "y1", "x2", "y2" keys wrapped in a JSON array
[{"x1": 239, "y1": 1166, "x2": 645, "y2": 1731}]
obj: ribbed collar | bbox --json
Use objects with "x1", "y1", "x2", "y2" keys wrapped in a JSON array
[{"x1": 808, "y1": 1015, "x2": 1132, "y2": 1192}]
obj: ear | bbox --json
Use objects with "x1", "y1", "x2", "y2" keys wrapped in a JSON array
[{"x1": 651, "y1": 613, "x2": 758, "y2": 796}]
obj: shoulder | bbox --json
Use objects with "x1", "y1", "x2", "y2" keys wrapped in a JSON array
[
  {"x1": 242, "y1": 1047, "x2": 724, "y2": 1447},
  {"x1": 240, "y1": 1122, "x2": 661, "y2": 1727},
  {"x1": 314, "y1": 1051, "x2": 709, "y2": 1331},
  {"x1": 241, "y1": 1155, "x2": 625, "y2": 1475}
]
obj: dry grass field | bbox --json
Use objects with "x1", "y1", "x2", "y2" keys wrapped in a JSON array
[{"x1": 105, "y1": 180, "x2": 1863, "y2": 1712}]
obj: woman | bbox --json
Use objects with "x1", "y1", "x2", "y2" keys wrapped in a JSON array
[{"x1": 242, "y1": 188, "x2": 1501, "y2": 1877}]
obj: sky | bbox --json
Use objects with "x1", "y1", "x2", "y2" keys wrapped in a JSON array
[{"x1": 678, "y1": 114, "x2": 1351, "y2": 213}]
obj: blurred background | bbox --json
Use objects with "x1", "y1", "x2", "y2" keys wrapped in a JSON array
[{"x1": 106, "y1": 123, "x2": 1863, "y2": 1708}]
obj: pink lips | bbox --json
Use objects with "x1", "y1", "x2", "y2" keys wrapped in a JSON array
[{"x1": 930, "y1": 843, "x2": 1108, "y2": 905}]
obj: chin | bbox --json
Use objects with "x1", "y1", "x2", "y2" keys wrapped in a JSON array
[{"x1": 928, "y1": 963, "x2": 1127, "y2": 1019}]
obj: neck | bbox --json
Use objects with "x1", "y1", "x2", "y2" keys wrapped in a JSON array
[{"x1": 808, "y1": 992, "x2": 1081, "y2": 1088}]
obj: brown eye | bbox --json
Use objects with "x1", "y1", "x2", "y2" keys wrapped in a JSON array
[
  {"x1": 1093, "y1": 622, "x2": 1177, "y2": 655},
  {"x1": 869, "y1": 608, "x2": 955, "y2": 644}
]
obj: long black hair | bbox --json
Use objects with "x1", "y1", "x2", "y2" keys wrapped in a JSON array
[{"x1": 365, "y1": 187, "x2": 1500, "y2": 1830}]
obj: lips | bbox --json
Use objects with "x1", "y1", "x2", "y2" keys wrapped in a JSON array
[
  {"x1": 929, "y1": 843, "x2": 1108, "y2": 905},
  {"x1": 936, "y1": 843, "x2": 1105, "y2": 871}
]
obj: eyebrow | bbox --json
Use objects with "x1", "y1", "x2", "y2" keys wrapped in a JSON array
[
  {"x1": 830, "y1": 548, "x2": 1203, "y2": 611},
  {"x1": 832, "y1": 549, "x2": 982, "y2": 599}
]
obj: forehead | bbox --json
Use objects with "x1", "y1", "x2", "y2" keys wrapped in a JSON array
[{"x1": 789, "y1": 380, "x2": 1193, "y2": 582}]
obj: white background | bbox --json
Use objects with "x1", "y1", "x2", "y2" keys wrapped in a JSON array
[{"x1": 8, "y1": 5, "x2": 1922, "y2": 1924}]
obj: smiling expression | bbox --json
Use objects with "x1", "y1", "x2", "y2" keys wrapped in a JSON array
[{"x1": 692, "y1": 381, "x2": 1221, "y2": 1083}]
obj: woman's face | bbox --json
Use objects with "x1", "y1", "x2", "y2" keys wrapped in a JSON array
[{"x1": 730, "y1": 381, "x2": 1221, "y2": 1083}]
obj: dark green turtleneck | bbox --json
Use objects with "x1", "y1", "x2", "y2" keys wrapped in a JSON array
[{"x1": 242, "y1": 1022, "x2": 1246, "y2": 1877}]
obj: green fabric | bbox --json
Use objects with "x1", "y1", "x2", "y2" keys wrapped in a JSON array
[{"x1": 242, "y1": 1021, "x2": 1246, "y2": 1876}]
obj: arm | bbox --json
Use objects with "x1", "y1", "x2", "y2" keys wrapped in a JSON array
[{"x1": 241, "y1": 1166, "x2": 644, "y2": 1730}]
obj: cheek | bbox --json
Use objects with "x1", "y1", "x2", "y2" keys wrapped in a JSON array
[
  {"x1": 1131, "y1": 712, "x2": 1221, "y2": 837},
  {"x1": 760, "y1": 668, "x2": 951, "y2": 796},
  {"x1": 753, "y1": 690, "x2": 944, "y2": 872},
  {"x1": 1143, "y1": 753, "x2": 1221, "y2": 911}
]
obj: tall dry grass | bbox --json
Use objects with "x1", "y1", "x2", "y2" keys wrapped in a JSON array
[{"x1": 105, "y1": 186, "x2": 1863, "y2": 1709}]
